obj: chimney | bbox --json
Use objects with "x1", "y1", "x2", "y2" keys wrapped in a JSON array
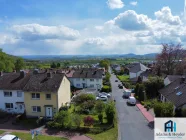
[
  {"x1": 47, "y1": 72, "x2": 52, "y2": 78},
  {"x1": 20, "y1": 70, "x2": 26, "y2": 78},
  {"x1": 0, "y1": 71, "x2": 3, "y2": 76}
]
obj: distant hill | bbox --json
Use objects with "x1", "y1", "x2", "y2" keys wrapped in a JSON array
[{"x1": 19, "y1": 53, "x2": 158, "y2": 60}]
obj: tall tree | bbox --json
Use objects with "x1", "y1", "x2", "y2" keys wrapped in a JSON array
[
  {"x1": 15, "y1": 58, "x2": 25, "y2": 71},
  {"x1": 156, "y1": 43, "x2": 186, "y2": 75},
  {"x1": 99, "y1": 60, "x2": 110, "y2": 70}
]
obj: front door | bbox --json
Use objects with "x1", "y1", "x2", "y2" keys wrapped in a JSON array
[
  {"x1": 17, "y1": 104, "x2": 24, "y2": 113},
  {"x1": 46, "y1": 107, "x2": 52, "y2": 118}
]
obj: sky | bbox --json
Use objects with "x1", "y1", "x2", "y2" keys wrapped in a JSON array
[{"x1": 0, "y1": 0, "x2": 186, "y2": 55}]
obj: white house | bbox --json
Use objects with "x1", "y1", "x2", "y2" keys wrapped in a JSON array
[
  {"x1": 70, "y1": 69, "x2": 103, "y2": 90},
  {"x1": 0, "y1": 71, "x2": 31, "y2": 114},
  {"x1": 128, "y1": 63, "x2": 149, "y2": 79}
]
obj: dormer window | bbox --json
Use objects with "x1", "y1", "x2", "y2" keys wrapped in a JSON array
[{"x1": 176, "y1": 92, "x2": 182, "y2": 96}]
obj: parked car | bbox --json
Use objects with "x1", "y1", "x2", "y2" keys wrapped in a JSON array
[
  {"x1": 99, "y1": 92, "x2": 111, "y2": 98},
  {"x1": 115, "y1": 80, "x2": 118, "y2": 82},
  {"x1": 123, "y1": 89, "x2": 132, "y2": 98},
  {"x1": 127, "y1": 96, "x2": 136, "y2": 105},
  {"x1": 96, "y1": 95, "x2": 108, "y2": 101},
  {"x1": 0, "y1": 134, "x2": 21, "y2": 140},
  {"x1": 118, "y1": 84, "x2": 123, "y2": 89}
]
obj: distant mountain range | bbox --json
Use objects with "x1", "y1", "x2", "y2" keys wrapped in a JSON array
[{"x1": 19, "y1": 53, "x2": 158, "y2": 60}]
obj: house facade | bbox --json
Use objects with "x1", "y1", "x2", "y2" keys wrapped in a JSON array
[
  {"x1": 0, "y1": 71, "x2": 31, "y2": 114},
  {"x1": 70, "y1": 69, "x2": 103, "y2": 90},
  {"x1": 23, "y1": 72, "x2": 70, "y2": 118}
]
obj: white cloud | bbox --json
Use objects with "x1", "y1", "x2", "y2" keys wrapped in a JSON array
[
  {"x1": 113, "y1": 10, "x2": 151, "y2": 30},
  {"x1": 107, "y1": 0, "x2": 124, "y2": 9},
  {"x1": 130, "y1": 1, "x2": 137, "y2": 6},
  {"x1": 85, "y1": 37, "x2": 107, "y2": 46},
  {"x1": 0, "y1": 34, "x2": 18, "y2": 45},
  {"x1": 11, "y1": 24, "x2": 80, "y2": 41},
  {"x1": 155, "y1": 7, "x2": 182, "y2": 25}
]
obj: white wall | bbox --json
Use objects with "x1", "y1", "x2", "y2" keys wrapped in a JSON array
[
  {"x1": 129, "y1": 71, "x2": 143, "y2": 79},
  {"x1": 72, "y1": 78, "x2": 102, "y2": 90},
  {"x1": 164, "y1": 77, "x2": 171, "y2": 86},
  {"x1": 0, "y1": 90, "x2": 25, "y2": 114}
]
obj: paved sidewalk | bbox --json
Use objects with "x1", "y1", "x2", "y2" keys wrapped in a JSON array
[{"x1": 136, "y1": 102, "x2": 154, "y2": 122}]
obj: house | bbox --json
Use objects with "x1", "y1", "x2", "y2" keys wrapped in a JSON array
[
  {"x1": 128, "y1": 63, "x2": 150, "y2": 79},
  {"x1": 159, "y1": 77, "x2": 186, "y2": 113},
  {"x1": 0, "y1": 71, "x2": 31, "y2": 114},
  {"x1": 164, "y1": 75, "x2": 182, "y2": 86},
  {"x1": 70, "y1": 68, "x2": 103, "y2": 90},
  {"x1": 112, "y1": 65, "x2": 121, "y2": 73},
  {"x1": 23, "y1": 71, "x2": 71, "y2": 118}
]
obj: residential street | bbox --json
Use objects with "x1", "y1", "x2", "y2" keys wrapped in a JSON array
[{"x1": 110, "y1": 73, "x2": 154, "y2": 140}]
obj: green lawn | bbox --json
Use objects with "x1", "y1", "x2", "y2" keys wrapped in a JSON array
[
  {"x1": 12, "y1": 132, "x2": 68, "y2": 140},
  {"x1": 0, "y1": 130, "x2": 5, "y2": 134},
  {"x1": 117, "y1": 75, "x2": 129, "y2": 82}
]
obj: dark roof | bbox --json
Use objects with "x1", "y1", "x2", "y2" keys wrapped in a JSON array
[
  {"x1": 166, "y1": 75, "x2": 182, "y2": 82},
  {"x1": 128, "y1": 63, "x2": 149, "y2": 73},
  {"x1": 23, "y1": 73, "x2": 65, "y2": 92},
  {"x1": 0, "y1": 72, "x2": 31, "y2": 90},
  {"x1": 72, "y1": 69, "x2": 103, "y2": 78},
  {"x1": 159, "y1": 78, "x2": 186, "y2": 107}
]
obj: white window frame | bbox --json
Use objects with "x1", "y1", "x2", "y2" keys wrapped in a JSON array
[
  {"x1": 31, "y1": 93, "x2": 40, "y2": 100},
  {"x1": 4, "y1": 91, "x2": 12, "y2": 97},
  {"x1": 5, "y1": 103, "x2": 14, "y2": 109},
  {"x1": 32, "y1": 106, "x2": 41, "y2": 112},
  {"x1": 46, "y1": 94, "x2": 51, "y2": 100},
  {"x1": 90, "y1": 79, "x2": 94, "y2": 82},
  {"x1": 17, "y1": 91, "x2": 22, "y2": 97}
]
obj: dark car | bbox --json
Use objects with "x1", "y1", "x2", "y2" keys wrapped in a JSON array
[
  {"x1": 115, "y1": 80, "x2": 118, "y2": 82},
  {"x1": 118, "y1": 84, "x2": 123, "y2": 89}
]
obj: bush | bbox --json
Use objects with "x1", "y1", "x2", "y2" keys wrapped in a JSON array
[
  {"x1": 105, "y1": 101, "x2": 115, "y2": 124},
  {"x1": 83, "y1": 116, "x2": 94, "y2": 126},
  {"x1": 73, "y1": 94, "x2": 95, "y2": 105},
  {"x1": 101, "y1": 85, "x2": 112, "y2": 93},
  {"x1": 154, "y1": 102, "x2": 174, "y2": 117},
  {"x1": 141, "y1": 101, "x2": 145, "y2": 105},
  {"x1": 71, "y1": 114, "x2": 82, "y2": 128},
  {"x1": 0, "y1": 109, "x2": 8, "y2": 119},
  {"x1": 94, "y1": 101, "x2": 105, "y2": 114},
  {"x1": 98, "y1": 114, "x2": 103, "y2": 124},
  {"x1": 53, "y1": 110, "x2": 69, "y2": 127}
]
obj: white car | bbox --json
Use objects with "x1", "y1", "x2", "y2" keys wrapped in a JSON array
[
  {"x1": 96, "y1": 95, "x2": 108, "y2": 101},
  {"x1": 127, "y1": 96, "x2": 136, "y2": 105},
  {"x1": 0, "y1": 134, "x2": 21, "y2": 140},
  {"x1": 99, "y1": 92, "x2": 111, "y2": 98}
]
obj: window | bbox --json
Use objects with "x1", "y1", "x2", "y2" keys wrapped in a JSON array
[
  {"x1": 90, "y1": 79, "x2": 94, "y2": 82},
  {"x1": 90, "y1": 84, "x2": 94, "y2": 88},
  {"x1": 32, "y1": 106, "x2": 41, "y2": 112},
  {"x1": 17, "y1": 91, "x2": 22, "y2": 97},
  {"x1": 83, "y1": 78, "x2": 85, "y2": 81},
  {"x1": 31, "y1": 93, "x2": 40, "y2": 99},
  {"x1": 5, "y1": 103, "x2": 13, "y2": 109},
  {"x1": 76, "y1": 84, "x2": 80, "y2": 87},
  {"x1": 46, "y1": 94, "x2": 51, "y2": 100},
  {"x1": 4, "y1": 91, "x2": 12, "y2": 97}
]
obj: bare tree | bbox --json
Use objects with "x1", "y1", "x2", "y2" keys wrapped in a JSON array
[{"x1": 156, "y1": 43, "x2": 186, "y2": 75}]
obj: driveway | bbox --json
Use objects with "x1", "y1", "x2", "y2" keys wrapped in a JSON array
[{"x1": 110, "y1": 74, "x2": 154, "y2": 140}]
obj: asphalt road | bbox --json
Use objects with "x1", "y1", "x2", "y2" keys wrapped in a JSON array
[{"x1": 110, "y1": 73, "x2": 154, "y2": 140}]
